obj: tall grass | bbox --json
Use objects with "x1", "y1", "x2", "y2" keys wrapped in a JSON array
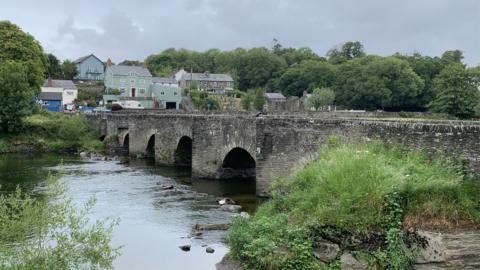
[{"x1": 228, "y1": 141, "x2": 480, "y2": 269}]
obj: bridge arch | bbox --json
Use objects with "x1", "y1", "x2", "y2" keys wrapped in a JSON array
[
  {"x1": 122, "y1": 133, "x2": 129, "y2": 152},
  {"x1": 175, "y1": 136, "x2": 192, "y2": 166},
  {"x1": 221, "y1": 147, "x2": 256, "y2": 179},
  {"x1": 145, "y1": 134, "x2": 155, "y2": 158}
]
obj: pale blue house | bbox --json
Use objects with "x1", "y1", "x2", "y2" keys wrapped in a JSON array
[{"x1": 73, "y1": 54, "x2": 105, "y2": 81}]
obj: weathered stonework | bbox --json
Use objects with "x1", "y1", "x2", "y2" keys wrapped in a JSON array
[{"x1": 86, "y1": 113, "x2": 480, "y2": 196}]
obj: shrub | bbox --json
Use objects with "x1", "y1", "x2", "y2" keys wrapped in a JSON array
[
  {"x1": 0, "y1": 175, "x2": 120, "y2": 269},
  {"x1": 229, "y1": 141, "x2": 480, "y2": 269}
]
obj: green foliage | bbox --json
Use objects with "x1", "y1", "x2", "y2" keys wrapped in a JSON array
[
  {"x1": 189, "y1": 90, "x2": 220, "y2": 110},
  {"x1": 0, "y1": 175, "x2": 120, "y2": 269},
  {"x1": 0, "y1": 20, "x2": 45, "y2": 92},
  {"x1": 241, "y1": 90, "x2": 254, "y2": 111},
  {"x1": 0, "y1": 61, "x2": 36, "y2": 132},
  {"x1": 278, "y1": 60, "x2": 335, "y2": 97},
  {"x1": 308, "y1": 87, "x2": 335, "y2": 111},
  {"x1": 253, "y1": 88, "x2": 266, "y2": 111},
  {"x1": 0, "y1": 21, "x2": 46, "y2": 132},
  {"x1": 118, "y1": 59, "x2": 143, "y2": 66},
  {"x1": 334, "y1": 56, "x2": 424, "y2": 110},
  {"x1": 429, "y1": 63, "x2": 479, "y2": 119},
  {"x1": 327, "y1": 41, "x2": 366, "y2": 64},
  {"x1": 45, "y1": 53, "x2": 62, "y2": 79},
  {"x1": 0, "y1": 112, "x2": 104, "y2": 152},
  {"x1": 61, "y1": 60, "x2": 79, "y2": 80},
  {"x1": 228, "y1": 142, "x2": 480, "y2": 269}
]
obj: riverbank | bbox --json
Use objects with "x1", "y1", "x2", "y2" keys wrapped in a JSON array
[
  {"x1": 226, "y1": 140, "x2": 480, "y2": 270},
  {"x1": 0, "y1": 112, "x2": 103, "y2": 154}
]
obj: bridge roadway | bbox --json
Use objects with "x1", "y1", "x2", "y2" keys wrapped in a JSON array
[{"x1": 86, "y1": 112, "x2": 480, "y2": 196}]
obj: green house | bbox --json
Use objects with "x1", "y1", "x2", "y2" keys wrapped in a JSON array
[{"x1": 103, "y1": 61, "x2": 181, "y2": 109}]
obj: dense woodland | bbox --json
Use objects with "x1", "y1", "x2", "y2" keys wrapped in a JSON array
[{"x1": 141, "y1": 41, "x2": 480, "y2": 117}]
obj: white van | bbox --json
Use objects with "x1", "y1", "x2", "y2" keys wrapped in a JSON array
[{"x1": 113, "y1": 101, "x2": 144, "y2": 109}]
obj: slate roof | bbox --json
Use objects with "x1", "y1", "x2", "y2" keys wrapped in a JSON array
[
  {"x1": 43, "y1": 79, "x2": 77, "y2": 90},
  {"x1": 182, "y1": 72, "x2": 233, "y2": 82},
  {"x1": 152, "y1": 77, "x2": 178, "y2": 84},
  {"x1": 73, "y1": 54, "x2": 104, "y2": 65},
  {"x1": 38, "y1": 92, "x2": 62, "y2": 101},
  {"x1": 109, "y1": 65, "x2": 152, "y2": 77},
  {"x1": 265, "y1": 92, "x2": 286, "y2": 100}
]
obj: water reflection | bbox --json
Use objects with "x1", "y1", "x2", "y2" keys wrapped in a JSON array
[{"x1": 0, "y1": 153, "x2": 259, "y2": 270}]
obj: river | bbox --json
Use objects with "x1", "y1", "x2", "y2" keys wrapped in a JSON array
[{"x1": 0, "y1": 153, "x2": 258, "y2": 270}]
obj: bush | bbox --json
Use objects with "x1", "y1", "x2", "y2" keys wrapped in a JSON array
[
  {"x1": 228, "y1": 141, "x2": 480, "y2": 269},
  {"x1": 189, "y1": 90, "x2": 220, "y2": 110},
  {"x1": 0, "y1": 175, "x2": 120, "y2": 269}
]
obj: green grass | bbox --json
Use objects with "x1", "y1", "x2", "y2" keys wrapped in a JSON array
[
  {"x1": 0, "y1": 112, "x2": 103, "y2": 153},
  {"x1": 228, "y1": 140, "x2": 480, "y2": 270}
]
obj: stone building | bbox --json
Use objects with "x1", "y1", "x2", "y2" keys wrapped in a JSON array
[
  {"x1": 178, "y1": 69, "x2": 234, "y2": 93},
  {"x1": 264, "y1": 92, "x2": 286, "y2": 112}
]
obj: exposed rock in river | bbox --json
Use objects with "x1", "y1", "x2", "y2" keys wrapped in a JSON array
[
  {"x1": 220, "y1": 204, "x2": 242, "y2": 212},
  {"x1": 179, "y1": 245, "x2": 191, "y2": 252},
  {"x1": 206, "y1": 247, "x2": 215, "y2": 253}
]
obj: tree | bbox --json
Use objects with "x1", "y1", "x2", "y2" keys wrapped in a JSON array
[
  {"x1": 333, "y1": 56, "x2": 423, "y2": 111},
  {"x1": 278, "y1": 60, "x2": 336, "y2": 96},
  {"x1": 236, "y1": 48, "x2": 287, "y2": 90},
  {"x1": 61, "y1": 60, "x2": 78, "y2": 80},
  {"x1": 327, "y1": 41, "x2": 366, "y2": 64},
  {"x1": 241, "y1": 90, "x2": 254, "y2": 111},
  {"x1": 253, "y1": 88, "x2": 266, "y2": 111},
  {"x1": 441, "y1": 50, "x2": 464, "y2": 64},
  {"x1": 119, "y1": 60, "x2": 143, "y2": 66},
  {"x1": 308, "y1": 87, "x2": 335, "y2": 111},
  {"x1": 429, "y1": 63, "x2": 479, "y2": 118},
  {"x1": 0, "y1": 61, "x2": 36, "y2": 132},
  {"x1": 45, "y1": 53, "x2": 62, "y2": 78},
  {"x1": 0, "y1": 21, "x2": 45, "y2": 93}
]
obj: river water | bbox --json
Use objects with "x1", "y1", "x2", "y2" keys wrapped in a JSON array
[{"x1": 0, "y1": 154, "x2": 258, "y2": 270}]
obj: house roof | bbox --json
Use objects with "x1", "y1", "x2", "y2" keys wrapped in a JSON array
[
  {"x1": 265, "y1": 92, "x2": 286, "y2": 100},
  {"x1": 73, "y1": 54, "x2": 104, "y2": 65},
  {"x1": 182, "y1": 72, "x2": 233, "y2": 82},
  {"x1": 43, "y1": 79, "x2": 77, "y2": 90},
  {"x1": 109, "y1": 65, "x2": 152, "y2": 77},
  {"x1": 38, "y1": 92, "x2": 62, "y2": 101},
  {"x1": 152, "y1": 77, "x2": 177, "y2": 84}
]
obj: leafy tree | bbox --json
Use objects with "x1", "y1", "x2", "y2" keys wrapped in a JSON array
[
  {"x1": 240, "y1": 90, "x2": 254, "y2": 111},
  {"x1": 394, "y1": 52, "x2": 445, "y2": 110},
  {"x1": 441, "y1": 50, "x2": 464, "y2": 64},
  {"x1": 0, "y1": 61, "x2": 36, "y2": 132},
  {"x1": 429, "y1": 63, "x2": 479, "y2": 118},
  {"x1": 45, "y1": 53, "x2": 62, "y2": 78},
  {"x1": 237, "y1": 48, "x2": 287, "y2": 90},
  {"x1": 333, "y1": 56, "x2": 423, "y2": 111},
  {"x1": 0, "y1": 21, "x2": 45, "y2": 92},
  {"x1": 327, "y1": 41, "x2": 366, "y2": 64},
  {"x1": 253, "y1": 88, "x2": 266, "y2": 111},
  {"x1": 119, "y1": 60, "x2": 143, "y2": 66},
  {"x1": 308, "y1": 87, "x2": 335, "y2": 111},
  {"x1": 61, "y1": 60, "x2": 78, "y2": 80},
  {"x1": 278, "y1": 60, "x2": 336, "y2": 96}
]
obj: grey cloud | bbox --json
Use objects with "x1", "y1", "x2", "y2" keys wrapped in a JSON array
[{"x1": 1, "y1": 0, "x2": 478, "y2": 65}]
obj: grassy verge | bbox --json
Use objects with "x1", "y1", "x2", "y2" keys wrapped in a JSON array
[
  {"x1": 0, "y1": 112, "x2": 103, "y2": 153},
  {"x1": 228, "y1": 140, "x2": 480, "y2": 270}
]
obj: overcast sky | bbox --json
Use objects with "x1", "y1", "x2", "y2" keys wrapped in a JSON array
[{"x1": 1, "y1": 0, "x2": 479, "y2": 66}]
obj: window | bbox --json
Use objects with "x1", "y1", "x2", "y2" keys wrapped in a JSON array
[
  {"x1": 161, "y1": 92, "x2": 165, "y2": 95},
  {"x1": 140, "y1": 88, "x2": 146, "y2": 94},
  {"x1": 120, "y1": 79, "x2": 126, "y2": 83},
  {"x1": 120, "y1": 87, "x2": 126, "y2": 93},
  {"x1": 66, "y1": 91, "x2": 74, "y2": 96},
  {"x1": 130, "y1": 79, "x2": 135, "y2": 84},
  {"x1": 174, "y1": 92, "x2": 178, "y2": 95}
]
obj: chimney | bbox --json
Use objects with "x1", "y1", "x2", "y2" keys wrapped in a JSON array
[
  {"x1": 47, "y1": 77, "x2": 53, "y2": 87},
  {"x1": 107, "y1": 58, "x2": 112, "y2": 67}
]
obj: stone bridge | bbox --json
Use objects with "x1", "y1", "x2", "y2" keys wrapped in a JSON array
[{"x1": 86, "y1": 113, "x2": 480, "y2": 196}]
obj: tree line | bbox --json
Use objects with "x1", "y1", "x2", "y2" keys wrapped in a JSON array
[{"x1": 144, "y1": 41, "x2": 480, "y2": 118}]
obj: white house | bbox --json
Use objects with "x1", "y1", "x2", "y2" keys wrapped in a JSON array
[{"x1": 41, "y1": 78, "x2": 78, "y2": 105}]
